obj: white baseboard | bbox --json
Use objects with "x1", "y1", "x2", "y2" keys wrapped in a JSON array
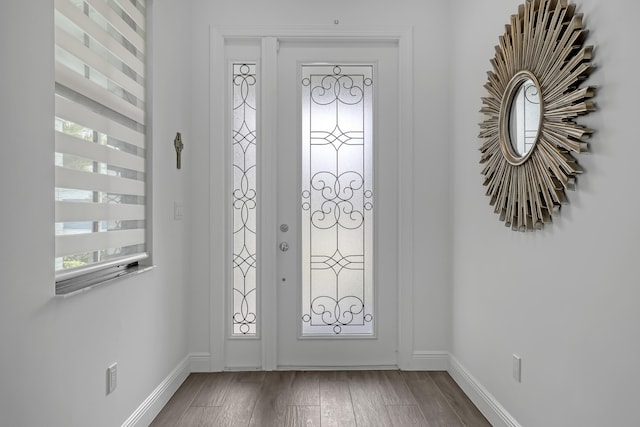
[
  {"x1": 277, "y1": 350, "x2": 450, "y2": 371},
  {"x1": 189, "y1": 352, "x2": 211, "y2": 372},
  {"x1": 121, "y1": 353, "x2": 203, "y2": 427},
  {"x1": 407, "y1": 351, "x2": 450, "y2": 370},
  {"x1": 276, "y1": 364, "x2": 398, "y2": 371},
  {"x1": 448, "y1": 355, "x2": 522, "y2": 427}
]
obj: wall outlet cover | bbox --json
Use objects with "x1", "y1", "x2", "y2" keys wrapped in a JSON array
[{"x1": 107, "y1": 363, "x2": 117, "y2": 394}]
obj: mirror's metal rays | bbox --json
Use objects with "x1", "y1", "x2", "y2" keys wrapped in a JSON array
[{"x1": 479, "y1": 0, "x2": 596, "y2": 231}]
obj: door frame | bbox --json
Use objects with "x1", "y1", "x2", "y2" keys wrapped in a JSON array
[{"x1": 209, "y1": 25, "x2": 415, "y2": 371}]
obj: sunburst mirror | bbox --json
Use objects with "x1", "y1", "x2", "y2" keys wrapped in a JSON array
[{"x1": 479, "y1": 0, "x2": 596, "y2": 231}]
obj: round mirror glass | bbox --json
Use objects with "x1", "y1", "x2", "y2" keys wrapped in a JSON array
[{"x1": 508, "y1": 78, "x2": 541, "y2": 157}]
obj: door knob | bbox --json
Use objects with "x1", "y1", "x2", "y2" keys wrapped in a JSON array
[{"x1": 279, "y1": 242, "x2": 289, "y2": 252}]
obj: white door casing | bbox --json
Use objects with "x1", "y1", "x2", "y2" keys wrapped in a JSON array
[{"x1": 209, "y1": 27, "x2": 415, "y2": 371}]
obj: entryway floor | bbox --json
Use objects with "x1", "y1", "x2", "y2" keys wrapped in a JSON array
[{"x1": 150, "y1": 370, "x2": 490, "y2": 426}]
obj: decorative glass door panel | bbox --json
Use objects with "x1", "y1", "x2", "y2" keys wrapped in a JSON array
[
  {"x1": 301, "y1": 65, "x2": 374, "y2": 336},
  {"x1": 277, "y1": 42, "x2": 398, "y2": 367},
  {"x1": 232, "y1": 63, "x2": 257, "y2": 336}
]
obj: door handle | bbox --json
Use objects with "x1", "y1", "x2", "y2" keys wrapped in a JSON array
[{"x1": 279, "y1": 242, "x2": 289, "y2": 252}]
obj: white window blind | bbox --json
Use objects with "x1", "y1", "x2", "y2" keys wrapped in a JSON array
[{"x1": 54, "y1": 0, "x2": 147, "y2": 293}]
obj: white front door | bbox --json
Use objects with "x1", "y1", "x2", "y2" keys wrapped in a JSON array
[
  {"x1": 274, "y1": 41, "x2": 399, "y2": 368},
  {"x1": 222, "y1": 37, "x2": 401, "y2": 369}
]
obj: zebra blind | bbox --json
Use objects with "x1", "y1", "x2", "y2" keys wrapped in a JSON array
[{"x1": 54, "y1": 0, "x2": 147, "y2": 291}]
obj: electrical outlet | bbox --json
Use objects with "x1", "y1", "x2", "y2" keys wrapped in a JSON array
[
  {"x1": 107, "y1": 363, "x2": 117, "y2": 394},
  {"x1": 174, "y1": 202, "x2": 184, "y2": 220},
  {"x1": 512, "y1": 354, "x2": 522, "y2": 383}
]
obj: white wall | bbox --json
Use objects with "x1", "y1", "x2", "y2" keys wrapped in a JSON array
[
  {"x1": 450, "y1": 0, "x2": 640, "y2": 425},
  {"x1": 7, "y1": 0, "x2": 635, "y2": 424},
  {"x1": 0, "y1": 1, "x2": 192, "y2": 426},
  {"x1": 186, "y1": 0, "x2": 453, "y2": 366}
]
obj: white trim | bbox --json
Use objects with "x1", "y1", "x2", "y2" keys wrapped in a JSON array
[
  {"x1": 448, "y1": 355, "x2": 523, "y2": 427},
  {"x1": 407, "y1": 351, "x2": 450, "y2": 371},
  {"x1": 278, "y1": 364, "x2": 399, "y2": 371},
  {"x1": 216, "y1": 25, "x2": 413, "y2": 41},
  {"x1": 260, "y1": 37, "x2": 279, "y2": 371},
  {"x1": 189, "y1": 352, "x2": 212, "y2": 373},
  {"x1": 120, "y1": 354, "x2": 190, "y2": 427},
  {"x1": 396, "y1": 27, "x2": 414, "y2": 370},
  {"x1": 223, "y1": 365, "x2": 265, "y2": 371},
  {"x1": 209, "y1": 26, "x2": 226, "y2": 373}
]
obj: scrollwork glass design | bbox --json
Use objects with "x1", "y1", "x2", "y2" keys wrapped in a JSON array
[
  {"x1": 232, "y1": 63, "x2": 257, "y2": 335},
  {"x1": 301, "y1": 65, "x2": 374, "y2": 335}
]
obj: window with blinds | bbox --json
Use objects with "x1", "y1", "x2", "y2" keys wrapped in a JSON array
[{"x1": 54, "y1": 0, "x2": 148, "y2": 295}]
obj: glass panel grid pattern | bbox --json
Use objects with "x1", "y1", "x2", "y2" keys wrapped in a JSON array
[
  {"x1": 301, "y1": 65, "x2": 374, "y2": 335},
  {"x1": 231, "y1": 63, "x2": 258, "y2": 336}
]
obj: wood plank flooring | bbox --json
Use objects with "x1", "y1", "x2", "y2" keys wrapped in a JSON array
[{"x1": 150, "y1": 371, "x2": 490, "y2": 427}]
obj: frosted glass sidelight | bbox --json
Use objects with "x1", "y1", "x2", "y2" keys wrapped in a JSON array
[
  {"x1": 232, "y1": 64, "x2": 258, "y2": 336},
  {"x1": 301, "y1": 65, "x2": 374, "y2": 335}
]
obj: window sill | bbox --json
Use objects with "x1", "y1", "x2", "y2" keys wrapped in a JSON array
[{"x1": 55, "y1": 264, "x2": 156, "y2": 298}]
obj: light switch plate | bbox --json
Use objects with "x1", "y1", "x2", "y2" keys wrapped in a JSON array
[{"x1": 512, "y1": 354, "x2": 522, "y2": 383}]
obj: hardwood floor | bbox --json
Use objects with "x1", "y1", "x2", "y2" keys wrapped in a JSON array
[{"x1": 150, "y1": 371, "x2": 490, "y2": 427}]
